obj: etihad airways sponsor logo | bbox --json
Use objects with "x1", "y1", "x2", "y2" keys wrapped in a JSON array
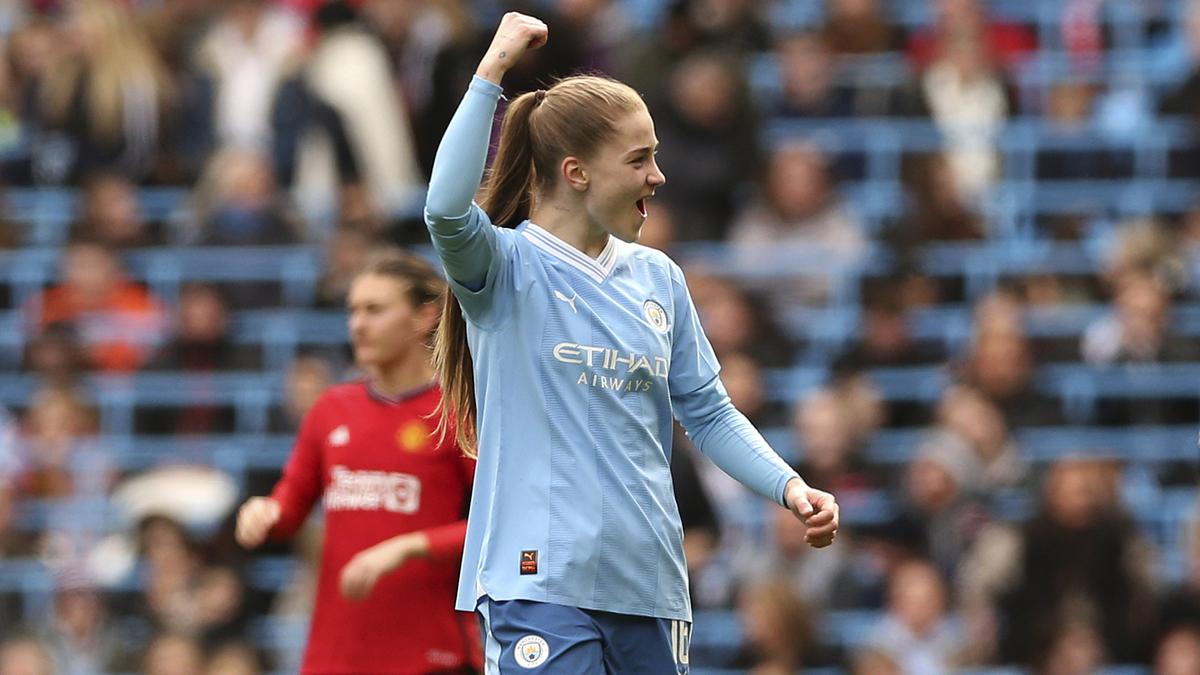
[{"x1": 552, "y1": 342, "x2": 669, "y2": 380}]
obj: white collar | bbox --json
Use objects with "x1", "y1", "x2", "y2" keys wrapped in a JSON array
[{"x1": 522, "y1": 222, "x2": 619, "y2": 284}]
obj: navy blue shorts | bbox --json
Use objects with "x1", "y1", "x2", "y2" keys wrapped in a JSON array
[{"x1": 476, "y1": 597, "x2": 690, "y2": 674}]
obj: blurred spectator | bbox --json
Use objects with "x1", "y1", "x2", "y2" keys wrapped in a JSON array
[
  {"x1": 731, "y1": 141, "x2": 866, "y2": 259},
  {"x1": 1155, "y1": 626, "x2": 1200, "y2": 675},
  {"x1": 289, "y1": 1, "x2": 423, "y2": 227},
  {"x1": 543, "y1": 0, "x2": 633, "y2": 74},
  {"x1": 23, "y1": 323, "x2": 88, "y2": 388},
  {"x1": 907, "y1": 0, "x2": 1036, "y2": 74},
  {"x1": 619, "y1": 0, "x2": 709, "y2": 95},
  {"x1": 731, "y1": 577, "x2": 832, "y2": 672},
  {"x1": 886, "y1": 431, "x2": 989, "y2": 577},
  {"x1": 1038, "y1": 618, "x2": 1107, "y2": 675},
  {"x1": 653, "y1": 52, "x2": 759, "y2": 242},
  {"x1": 139, "y1": 0, "x2": 217, "y2": 76},
  {"x1": 138, "y1": 0, "x2": 221, "y2": 182},
  {"x1": 142, "y1": 632, "x2": 204, "y2": 675},
  {"x1": 0, "y1": 477, "x2": 40, "y2": 558},
  {"x1": 772, "y1": 32, "x2": 855, "y2": 119},
  {"x1": 899, "y1": 152, "x2": 986, "y2": 244},
  {"x1": 203, "y1": 641, "x2": 263, "y2": 675},
  {"x1": 26, "y1": 239, "x2": 167, "y2": 372},
  {"x1": 1001, "y1": 460, "x2": 1156, "y2": 665},
  {"x1": 69, "y1": 173, "x2": 164, "y2": 248},
  {"x1": 37, "y1": 0, "x2": 176, "y2": 184},
  {"x1": 40, "y1": 582, "x2": 124, "y2": 674},
  {"x1": 315, "y1": 224, "x2": 377, "y2": 309},
  {"x1": 150, "y1": 283, "x2": 256, "y2": 373},
  {"x1": 684, "y1": 0, "x2": 772, "y2": 54},
  {"x1": 822, "y1": 0, "x2": 904, "y2": 56},
  {"x1": 730, "y1": 140, "x2": 865, "y2": 308},
  {"x1": 1161, "y1": 0, "x2": 1200, "y2": 127},
  {"x1": 1103, "y1": 218, "x2": 1188, "y2": 291},
  {"x1": 835, "y1": 281, "x2": 945, "y2": 371},
  {"x1": 0, "y1": 38, "x2": 28, "y2": 180},
  {"x1": 144, "y1": 283, "x2": 256, "y2": 435},
  {"x1": 937, "y1": 385, "x2": 1028, "y2": 493},
  {"x1": 850, "y1": 647, "x2": 903, "y2": 675},
  {"x1": 916, "y1": 27, "x2": 1012, "y2": 200},
  {"x1": 960, "y1": 313, "x2": 1064, "y2": 428},
  {"x1": 1040, "y1": 81, "x2": 1116, "y2": 176},
  {"x1": 867, "y1": 559, "x2": 966, "y2": 674},
  {"x1": 719, "y1": 351, "x2": 780, "y2": 426},
  {"x1": 135, "y1": 515, "x2": 247, "y2": 643},
  {"x1": 792, "y1": 389, "x2": 877, "y2": 498},
  {"x1": 189, "y1": 146, "x2": 299, "y2": 246},
  {"x1": 17, "y1": 385, "x2": 107, "y2": 501},
  {"x1": 268, "y1": 354, "x2": 336, "y2": 435},
  {"x1": 740, "y1": 502, "x2": 868, "y2": 612},
  {"x1": 1159, "y1": 513, "x2": 1200, "y2": 632},
  {"x1": 0, "y1": 634, "x2": 55, "y2": 675},
  {"x1": 1084, "y1": 271, "x2": 1199, "y2": 366},
  {"x1": 196, "y1": 0, "x2": 303, "y2": 151},
  {"x1": 687, "y1": 272, "x2": 794, "y2": 367}
]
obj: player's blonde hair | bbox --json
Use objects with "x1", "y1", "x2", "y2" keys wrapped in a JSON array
[{"x1": 433, "y1": 75, "x2": 645, "y2": 458}]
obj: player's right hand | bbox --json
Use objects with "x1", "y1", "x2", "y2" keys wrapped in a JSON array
[
  {"x1": 475, "y1": 12, "x2": 548, "y2": 85},
  {"x1": 235, "y1": 497, "x2": 281, "y2": 549}
]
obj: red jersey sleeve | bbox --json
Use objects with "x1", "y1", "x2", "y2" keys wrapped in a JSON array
[
  {"x1": 422, "y1": 520, "x2": 468, "y2": 561},
  {"x1": 269, "y1": 400, "x2": 327, "y2": 540}
]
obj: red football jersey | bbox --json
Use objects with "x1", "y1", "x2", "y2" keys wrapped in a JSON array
[{"x1": 269, "y1": 382, "x2": 479, "y2": 674}]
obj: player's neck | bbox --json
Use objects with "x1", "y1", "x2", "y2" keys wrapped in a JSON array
[
  {"x1": 529, "y1": 201, "x2": 609, "y2": 259},
  {"x1": 369, "y1": 351, "x2": 435, "y2": 399}
]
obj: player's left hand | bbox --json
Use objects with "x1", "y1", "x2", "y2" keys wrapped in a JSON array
[
  {"x1": 339, "y1": 535, "x2": 419, "y2": 601},
  {"x1": 783, "y1": 478, "x2": 839, "y2": 548}
]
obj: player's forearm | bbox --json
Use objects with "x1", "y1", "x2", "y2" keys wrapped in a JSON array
[
  {"x1": 425, "y1": 76, "x2": 501, "y2": 221},
  {"x1": 425, "y1": 77, "x2": 503, "y2": 289},
  {"x1": 684, "y1": 398, "x2": 798, "y2": 507},
  {"x1": 268, "y1": 485, "x2": 318, "y2": 540}
]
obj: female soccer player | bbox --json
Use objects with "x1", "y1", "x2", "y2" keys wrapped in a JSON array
[
  {"x1": 425, "y1": 12, "x2": 840, "y2": 674},
  {"x1": 235, "y1": 249, "x2": 480, "y2": 674}
]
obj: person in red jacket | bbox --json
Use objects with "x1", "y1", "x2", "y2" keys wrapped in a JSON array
[{"x1": 236, "y1": 248, "x2": 480, "y2": 674}]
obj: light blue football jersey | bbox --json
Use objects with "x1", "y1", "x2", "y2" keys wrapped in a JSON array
[{"x1": 427, "y1": 77, "x2": 799, "y2": 622}]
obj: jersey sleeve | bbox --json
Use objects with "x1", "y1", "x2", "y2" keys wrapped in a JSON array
[
  {"x1": 269, "y1": 401, "x2": 327, "y2": 539},
  {"x1": 424, "y1": 76, "x2": 515, "y2": 328},
  {"x1": 666, "y1": 265, "x2": 798, "y2": 507}
]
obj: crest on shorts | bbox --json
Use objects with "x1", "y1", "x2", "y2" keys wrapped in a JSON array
[
  {"x1": 515, "y1": 635, "x2": 550, "y2": 668},
  {"x1": 643, "y1": 299, "x2": 668, "y2": 332}
]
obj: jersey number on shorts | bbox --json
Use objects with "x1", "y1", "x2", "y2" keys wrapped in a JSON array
[{"x1": 670, "y1": 620, "x2": 690, "y2": 667}]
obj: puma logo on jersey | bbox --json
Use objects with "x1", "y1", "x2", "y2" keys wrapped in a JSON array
[
  {"x1": 553, "y1": 289, "x2": 578, "y2": 313},
  {"x1": 329, "y1": 425, "x2": 350, "y2": 447}
]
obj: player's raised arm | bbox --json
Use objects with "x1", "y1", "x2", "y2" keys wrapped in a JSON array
[{"x1": 424, "y1": 13, "x2": 547, "y2": 290}]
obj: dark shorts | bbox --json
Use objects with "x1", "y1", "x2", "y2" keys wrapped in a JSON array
[{"x1": 476, "y1": 597, "x2": 690, "y2": 674}]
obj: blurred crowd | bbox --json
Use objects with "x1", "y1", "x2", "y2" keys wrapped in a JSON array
[{"x1": 1, "y1": 0, "x2": 1200, "y2": 673}]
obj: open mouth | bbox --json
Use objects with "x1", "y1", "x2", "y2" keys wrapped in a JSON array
[{"x1": 636, "y1": 198, "x2": 648, "y2": 218}]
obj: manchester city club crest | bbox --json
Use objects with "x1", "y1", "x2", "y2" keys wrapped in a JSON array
[
  {"x1": 514, "y1": 635, "x2": 550, "y2": 668},
  {"x1": 643, "y1": 299, "x2": 668, "y2": 332}
]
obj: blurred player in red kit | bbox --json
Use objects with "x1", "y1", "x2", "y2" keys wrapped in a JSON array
[{"x1": 236, "y1": 248, "x2": 480, "y2": 674}]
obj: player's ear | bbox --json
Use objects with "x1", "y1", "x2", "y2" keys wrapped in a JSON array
[{"x1": 561, "y1": 156, "x2": 588, "y2": 192}]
